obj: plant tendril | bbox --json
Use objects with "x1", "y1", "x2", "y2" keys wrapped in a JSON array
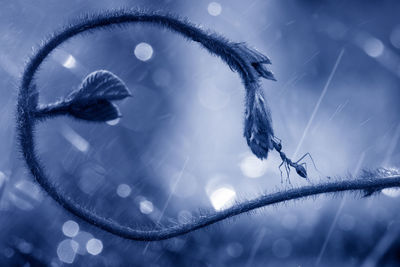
[{"x1": 16, "y1": 9, "x2": 400, "y2": 241}]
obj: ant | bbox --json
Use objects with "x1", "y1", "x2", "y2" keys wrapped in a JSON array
[{"x1": 271, "y1": 137, "x2": 318, "y2": 184}]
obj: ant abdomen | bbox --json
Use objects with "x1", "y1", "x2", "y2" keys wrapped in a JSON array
[{"x1": 296, "y1": 165, "x2": 307, "y2": 179}]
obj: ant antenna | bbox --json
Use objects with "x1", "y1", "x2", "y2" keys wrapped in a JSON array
[{"x1": 295, "y1": 152, "x2": 324, "y2": 177}]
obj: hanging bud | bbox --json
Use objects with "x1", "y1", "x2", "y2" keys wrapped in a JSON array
[{"x1": 232, "y1": 42, "x2": 276, "y2": 81}]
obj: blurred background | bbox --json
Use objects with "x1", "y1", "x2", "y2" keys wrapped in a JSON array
[{"x1": 1, "y1": 0, "x2": 400, "y2": 266}]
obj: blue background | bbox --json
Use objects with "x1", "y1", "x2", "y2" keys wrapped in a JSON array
[{"x1": 0, "y1": 0, "x2": 400, "y2": 266}]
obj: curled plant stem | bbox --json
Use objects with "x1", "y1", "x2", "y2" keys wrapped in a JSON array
[{"x1": 16, "y1": 9, "x2": 400, "y2": 241}]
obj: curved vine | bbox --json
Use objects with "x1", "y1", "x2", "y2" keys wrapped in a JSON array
[{"x1": 16, "y1": 9, "x2": 400, "y2": 241}]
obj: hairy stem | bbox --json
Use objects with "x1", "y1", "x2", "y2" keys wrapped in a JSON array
[
  {"x1": 34, "y1": 102, "x2": 70, "y2": 120},
  {"x1": 16, "y1": 9, "x2": 398, "y2": 242}
]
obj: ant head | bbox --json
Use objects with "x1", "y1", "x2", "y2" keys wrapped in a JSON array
[
  {"x1": 295, "y1": 165, "x2": 307, "y2": 178},
  {"x1": 273, "y1": 140, "x2": 282, "y2": 151}
]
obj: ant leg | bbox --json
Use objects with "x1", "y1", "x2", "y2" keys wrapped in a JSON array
[
  {"x1": 295, "y1": 152, "x2": 310, "y2": 164},
  {"x1": 285, "y1": 162, "x2": 292, "y2": 185},
  {"x1": 278, "y1": 161, "x2": 284, "y2": 184}
]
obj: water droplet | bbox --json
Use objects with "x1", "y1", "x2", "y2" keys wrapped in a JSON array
[
  {"x1": 3, "y1": 247, "x2": 14, "y2": 258},
  {"x1": 106, "y1": 118, "x2": 120, "y2": 126},
  {"x1": 208, "y1": 2, "x2": 222, "y2": 16},
  {"x1": 116, "y1": 184, "x2": 131, "y2": 198},
  {"x1": 197, "y1": 84, "x2": 230, "y2": 111},
  {"x1": 209, "y1": 186, "x2": 236, "y2": 211},
  {"x1": 226, "y1": 242, "x2": 243, "y2": 258},
  {"x1": 57, "y1": 239, "x2": 78, "y2": 264},
  {"x1": 62, "y1": 220, "x2": 79, "y2": 238},
  {"x1": 239, "y1": 155, "x2": 267, "y2": 178},
  {"x1": 17, "y1": 240, "x2": 32, "y2": 254},
  {"x1": 272, "y1": 238, "x2": 292, "y2": 258},
  {"x1": 86, "y1": 238, "x2": 103, "y2": 255},
  {"x1": 363, "y1": 37, "x2": 384, "y2": 58},
  {"x1": 63, "y1": 55, "x2": 76, "y2": 69},
  {"x1": 134, "y1": 42, "x2": 153, "y2": 61},
  {"x1": 382, "y1": 188, "x2": 400, "y2": 198},
  {"x1": 139, "y1": 200, "x2": 154, "y2": 214}
]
